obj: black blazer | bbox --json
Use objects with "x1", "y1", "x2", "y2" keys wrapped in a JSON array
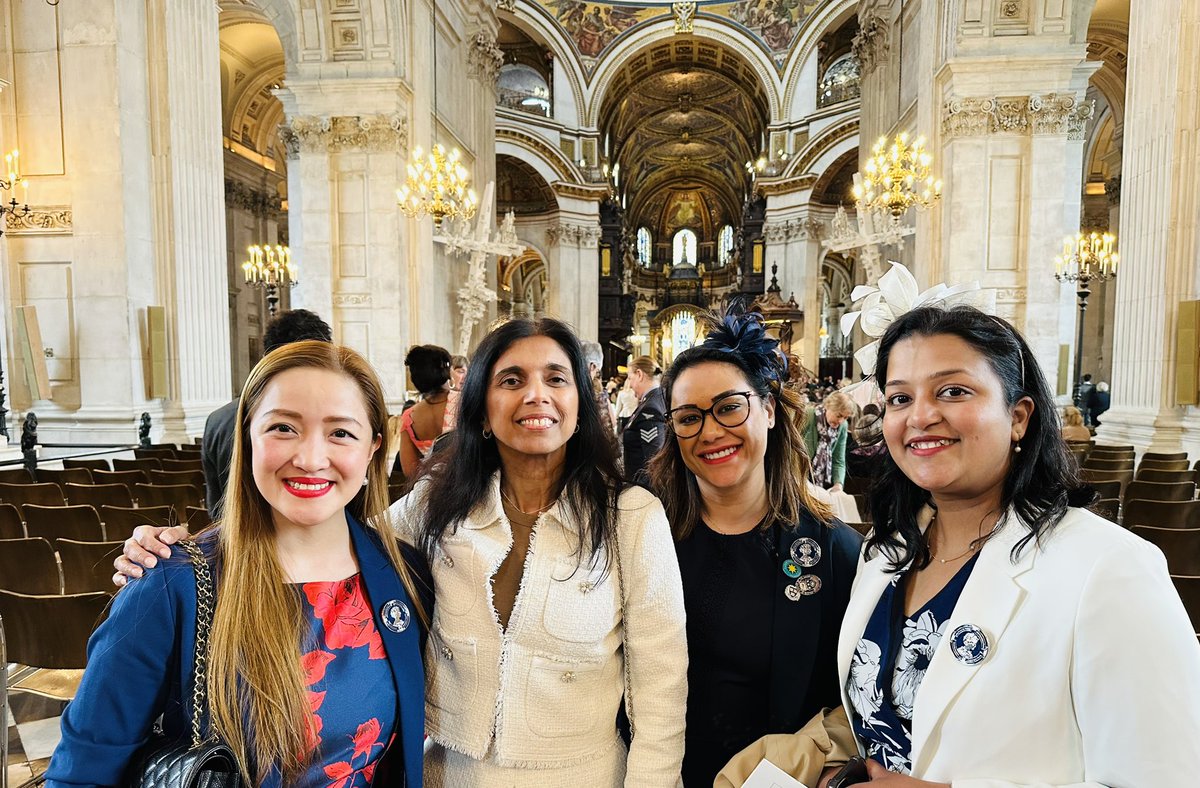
[
  {"x1": 621, "y1": 387, "x2": 667, "y2": 483},
  {"x1": 768, "y1": 512, "x2": 862, "y2": 732},
  {"x1": 201, "y1": 399, "x2": 238, "y2": 517}
]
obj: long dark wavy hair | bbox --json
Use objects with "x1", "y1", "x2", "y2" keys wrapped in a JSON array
[
  {"x1": 867, "y1": 306, "x2": 1094, "y2": 570},
  {"x1": 648, "y1": 312, "x2": 833, "y2": 539},
  {"x1": 417, "y1": 318, "x2": 624, "y2": 569}
]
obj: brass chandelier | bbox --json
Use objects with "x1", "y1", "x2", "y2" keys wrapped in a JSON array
[
  {"x1": 397, "y1": 144, "x2": 477, "y2": 227},
  {"x1": 242, "y1": 244, "x2": 298, "y2": 317},
  {"x1": 852, "y1": 132, "x2": 942, "y2": 218}
]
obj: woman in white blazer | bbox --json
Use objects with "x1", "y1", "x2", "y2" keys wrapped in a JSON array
[
  {"x1": 823, "y1": 305, "x2": 1200, "y2": 787},
  {"x1": 405, "y1": 317, "x2": 686, "y2": 787}
]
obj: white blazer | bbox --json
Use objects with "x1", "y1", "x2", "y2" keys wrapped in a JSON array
[
  {"x1": 838, "y1": 506, "x2": 1200, "y2": 787},
  {"x1": 389, "y1": 476, "x2": 687, "y2": 784}
]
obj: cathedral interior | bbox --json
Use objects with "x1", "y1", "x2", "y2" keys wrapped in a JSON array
[{"x1": 3, "y1": 0, "x2": 1200, "y2": 781}]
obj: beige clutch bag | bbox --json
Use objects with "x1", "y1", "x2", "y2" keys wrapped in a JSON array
[{"x1": 713, "y1": 706, "x2": 858, "y2": 788}]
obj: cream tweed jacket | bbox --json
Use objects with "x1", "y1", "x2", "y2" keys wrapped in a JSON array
[{"x1": 388, "y1": 475, "x2": 688, "y2": 784}]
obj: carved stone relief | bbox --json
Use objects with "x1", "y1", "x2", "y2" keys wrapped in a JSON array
[
  {"x1": 278, "y1": 114, "x2": 408, "y2": 157},
  {"x1": 4, "y1": 207, "x2": 73, "y2": 235},
  {"x1": 943, "y1": 93, "x2": 1095, "y2": 140},
  {"x1": 468, "y1": 30, "x2": 505, "y2": 86},
  {"x1": 851, "y1": 14, "x2": 889, "y2": 74},
  {"x1": 546, "y1": 222, "x2": 601, "y2": 247}
]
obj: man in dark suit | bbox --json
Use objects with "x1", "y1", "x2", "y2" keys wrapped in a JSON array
[
  {"x1": 621, "y1": 355, "x2": 666, "y2": 484},
  {"x1": 202, "y1": 309, "x2": 332, "y2": 516}
]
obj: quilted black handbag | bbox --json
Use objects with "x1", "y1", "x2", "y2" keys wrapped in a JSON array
[{"x1": 127, "y1": 539, "x2": 246, "y2": 788}]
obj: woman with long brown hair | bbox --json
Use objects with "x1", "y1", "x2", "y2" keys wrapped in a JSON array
[
  {"x1": 49, "y1": 341, "x2": 431, "y2": 786},
  {"x1": 648, "y1": 313, "x2": 862, "y2": 787}
]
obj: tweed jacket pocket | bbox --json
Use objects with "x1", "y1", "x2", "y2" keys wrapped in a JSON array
[
  {"x1": 435, "y1": 534, "x2": 480, "y2": 618},
  {"x1": 427, "y1": 628, "x2": 480, "y2": 715},
  {"x1": 523, "y1": 655, "x2": 615, "y2": 739},
  {"x1": 542, "y1": 558, "x2": 618, "y2": 645}
]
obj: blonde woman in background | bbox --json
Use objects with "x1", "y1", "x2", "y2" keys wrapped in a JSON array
[
  {"x1": 1060, "y1": 405, "x2": 1091, "y2": 443},
  {"x1": 803, "y1": 390, "x2": 855, "y2": 492}
]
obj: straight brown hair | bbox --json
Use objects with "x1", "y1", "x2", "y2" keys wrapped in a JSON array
[{"x1": 202, "y1": 340, "x2": 427, "y2": 782}]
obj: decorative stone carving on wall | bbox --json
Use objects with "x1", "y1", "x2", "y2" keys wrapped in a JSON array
[
  {"x1": 5, "y1": 207, "x2": 73, "y2": 235},
  {"x1": 278, "y1": 114, "x2": 408, "y2": 158},
  {"x1": 943, "y1": 93, "x2": 1095, "y2": 140},
  {"x1": 851, "y1": 14, "x2": 888, "y2": 74},
  {"x1": 333, "y1": 293, "x2": 372, "y2": 306},
  {"x1": 468, "y1": 30, "x2": 505, "y2": 86},
  {"x1": 994, "y1": 287, "x2": 1027, "y2": 304},
  {"x1": 1105, "y1": 175, "x2": 1121, "y2": 205},
  {"x1": 762, "y1": 217, "x2": 824, "y2": 243},
  {"x1": 225, "y1": 180, "x2": 282, "y2": 219},
  {"x1": 495, "y1": 0, "x2": 516, "y2": 11},
  {"x1": 546, "y1": 222, "x2": 601, "y2": 246}
]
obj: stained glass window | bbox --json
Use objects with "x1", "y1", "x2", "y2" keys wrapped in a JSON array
[
  {"x1": 637, "y1": 227, "x2": 652, "y2": 267},
  {"x1": 718, "y1": 225, "x2": 734, "y2": 267}
]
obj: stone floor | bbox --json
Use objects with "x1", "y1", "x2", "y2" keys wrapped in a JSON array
[{"x1": 4, "y1": 689, "x2": 62, "y2": 786}]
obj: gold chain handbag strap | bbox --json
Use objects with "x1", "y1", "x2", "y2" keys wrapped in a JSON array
[
  {"x1": 179, "y1": 538, "x2": 216, "y2": 750},
  {"x1": 612, "y1": 527, "x2": 634, "y2": 738}
]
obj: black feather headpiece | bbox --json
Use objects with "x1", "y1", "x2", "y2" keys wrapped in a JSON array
[{"x1": 699, "y1": 311, "x2": 787, "y2": 384}]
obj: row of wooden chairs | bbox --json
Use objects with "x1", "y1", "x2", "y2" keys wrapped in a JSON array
[
  {"x1": 0, "y1": 502, "x2": 210, "y2": 542},
  {"x1": 0, "y1": 482, "x2": 204, "y2": 516},
  {"x1": 0, "y1": 537, "x2": 123, "y2": 595},
  {"x1": 62, "y1": 456, "x2": 201, "y2": 473},
  {"x1": 0, "y1": 466, "x2": 205, "y2": 490}
]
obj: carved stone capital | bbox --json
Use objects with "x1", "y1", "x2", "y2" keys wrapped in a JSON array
[
  {"x1": 763, "y1": 218, "x2": 823, "y2": 243},
  {"x1": 546, "y1": 222, "x2": 599, "y2": 247},
  {"x1": 942, "y1": 93, "x2": 1094, "y2": 139},
  {"x1": 225, "y1": 179, "x2": 282, "y2": 219},
  {"x1": 468, "y1": 30, "x2": 505, "y2": 87},
  {"x1": 851, "y1": 14, "x2": 888, "y2": 74},
  {"x1": 495, "y1": 0, "x2": 516, "y2": 10},
  {"x1": 278, "y1": 114, "x2": 408, "y2": 156},
  {"x1": 4, "y1": 206, "x2": 73, "y2": 235}
]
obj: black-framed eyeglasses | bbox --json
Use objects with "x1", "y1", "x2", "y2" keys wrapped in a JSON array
[{"x1": 667, "y1": 391, "x2": 761, "y2": 438}]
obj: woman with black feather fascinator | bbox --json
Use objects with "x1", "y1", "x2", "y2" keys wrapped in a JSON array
[{"x1": 647, "y1": 309, "x2": 863, "y2": 787}]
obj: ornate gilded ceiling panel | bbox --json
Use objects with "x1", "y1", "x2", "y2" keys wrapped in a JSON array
[
  {"x1": 497, "y1": 154, "x2": 559, "y2": 214},
  {"x1": 536, "y1": 0, "x2": 828, "y2": 72}
]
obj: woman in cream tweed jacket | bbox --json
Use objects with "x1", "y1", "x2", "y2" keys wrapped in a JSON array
[{"x1": 397, "y1": 318, "x2": 687, "y2": 787}]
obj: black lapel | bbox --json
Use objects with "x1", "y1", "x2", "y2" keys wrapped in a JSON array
[{"x1": 767, "y1": 518, "x2": 825, "y2": 731}]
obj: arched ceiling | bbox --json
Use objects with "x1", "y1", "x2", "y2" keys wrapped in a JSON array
[
  {"x1": 219, "y1": 5, "x2": 285, "y2": 163},
  {"x1": 531, "y1": 0, "x2": 833, "y2": 71},
  {"x1": 497, "y1": 154, "x2": 559, "y2": 215},
  {"x1": 600, "y1": 39, "x2": 769, "y2": 235}
]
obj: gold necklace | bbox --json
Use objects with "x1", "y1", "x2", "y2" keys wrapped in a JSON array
[
  {"x1": 500, "y1": 485, "x2": 553, "y2": 516},
  {"x1": 928, "y1": 515, "x2": 980, "y2": 564}
]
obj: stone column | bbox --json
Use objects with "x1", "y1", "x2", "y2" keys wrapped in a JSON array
[
  {"x1": 762, "y1": 206, "x2": 825, "y2": 371},
  {"x1": 1096, "y1": 0, "x2": 1200, "y2": 451},
  {"x1": 148, "y1": 0, "x2": 231, "y2": 438},
  {"x1": 278, "y1": 111, "x2": 410, "y2": 402},
  {"x1": 545, "y1": 217, "x2": 601, "y2": 340}
]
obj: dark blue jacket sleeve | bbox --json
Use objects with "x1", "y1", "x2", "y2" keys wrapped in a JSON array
[{"x1": 44, "y1": 561, "x2": 189, "y2": 787}]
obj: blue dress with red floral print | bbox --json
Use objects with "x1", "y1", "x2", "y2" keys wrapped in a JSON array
[{"x1": 288, "y1": 573, "x2": 397, "y2": 788}]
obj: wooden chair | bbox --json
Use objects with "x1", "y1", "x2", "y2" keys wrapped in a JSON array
[
  {"x1": 22, "y1": 504, "x2": 106, "y2": 542},
  {"x1": 0, "y1": 503, "x2": 24, "y2": 539},
  {"x1": 1087, "y1": 479, "x2": 1122, "y2": 502},
  {"x1": 1089, "y1": 498, "x2": 1120, "y2": 523},
  {"x1": 1137, "y1": 459, "x2": 1190, "y2": 474},
  {"x1": 0, "y1": 588, "x2": 110, "y2": 701},
  {"x1": 1123, "y1": 480, "x2": 1195, "y2": 504},
  {"x1": 99, "y1": 505, "x2": 176, "y2": 542},
  {"x1": 134, "y1": 483, "x2": 203, "y2": 521},
  {"x1": 55, "y1": 539, "x2": 122, "y2": 594},
  {"x1": 1136, "y1": 469, "x2": 1196, "y2": 485},
  {"x1": 0, "y1": 482, "x2": 66, "y2": 508},
  {"x1": 1082, "y1": 469, "x2": 1134, "y2": 497},
  {"x1": 185, "y1": 506, "x2": 211, "y2": 529},
  {"x1": 113, "y1": 457, "x2": 162, "y2": 472},
  {"x1": 1143, "y1": 451, "x2": 1188, "y2": 463},
  {"x1": 36, "y1": 467, "x2": 94, "y2": 486},
  {"x1": 1123, "y1": 499, "x2": 1200, "y2": 530},
  {"x1": 0, "y1": 468, "x2": 34, "y2": 484},
  {"x1": 63, "y1": 458, "x2": 111, "y2": 472},
  {"x1": 1130, "y1": 526, "x2": 1200, "y2": 575},
  {"x1": 1093, "y1": 444, "x2": 1136, "y2": 454},
  {"x1": 1173, "y1": 576, "x2": 1200, "y2": 634},
  {"x1": 145, "y1": 442, "x2": 179, "y2": 452},
  {"x1": 0, "y1": 537, "x2": 62, "y2": 594},
  {"x1": 161, "y1": 458, "x2": 203, "y2": 472},
  {"x1": 63, "y1": 482, "x2": 135, "y2": 510},
  {"x1": 1084, "y1": 457, "x2": 1135, "y2": 472},
  {"x1": 91, "y1": 467, "x2": 147, "y2": 484},
  {"x1": 177, "y1": 443, "x2": 202, "y2": 454},
  {"x1": 135, "y1": 447, "x2": 176, "y2": 461},
  {"x1": 148, "y1": 468, "x2": 205, "y2": 489}
]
